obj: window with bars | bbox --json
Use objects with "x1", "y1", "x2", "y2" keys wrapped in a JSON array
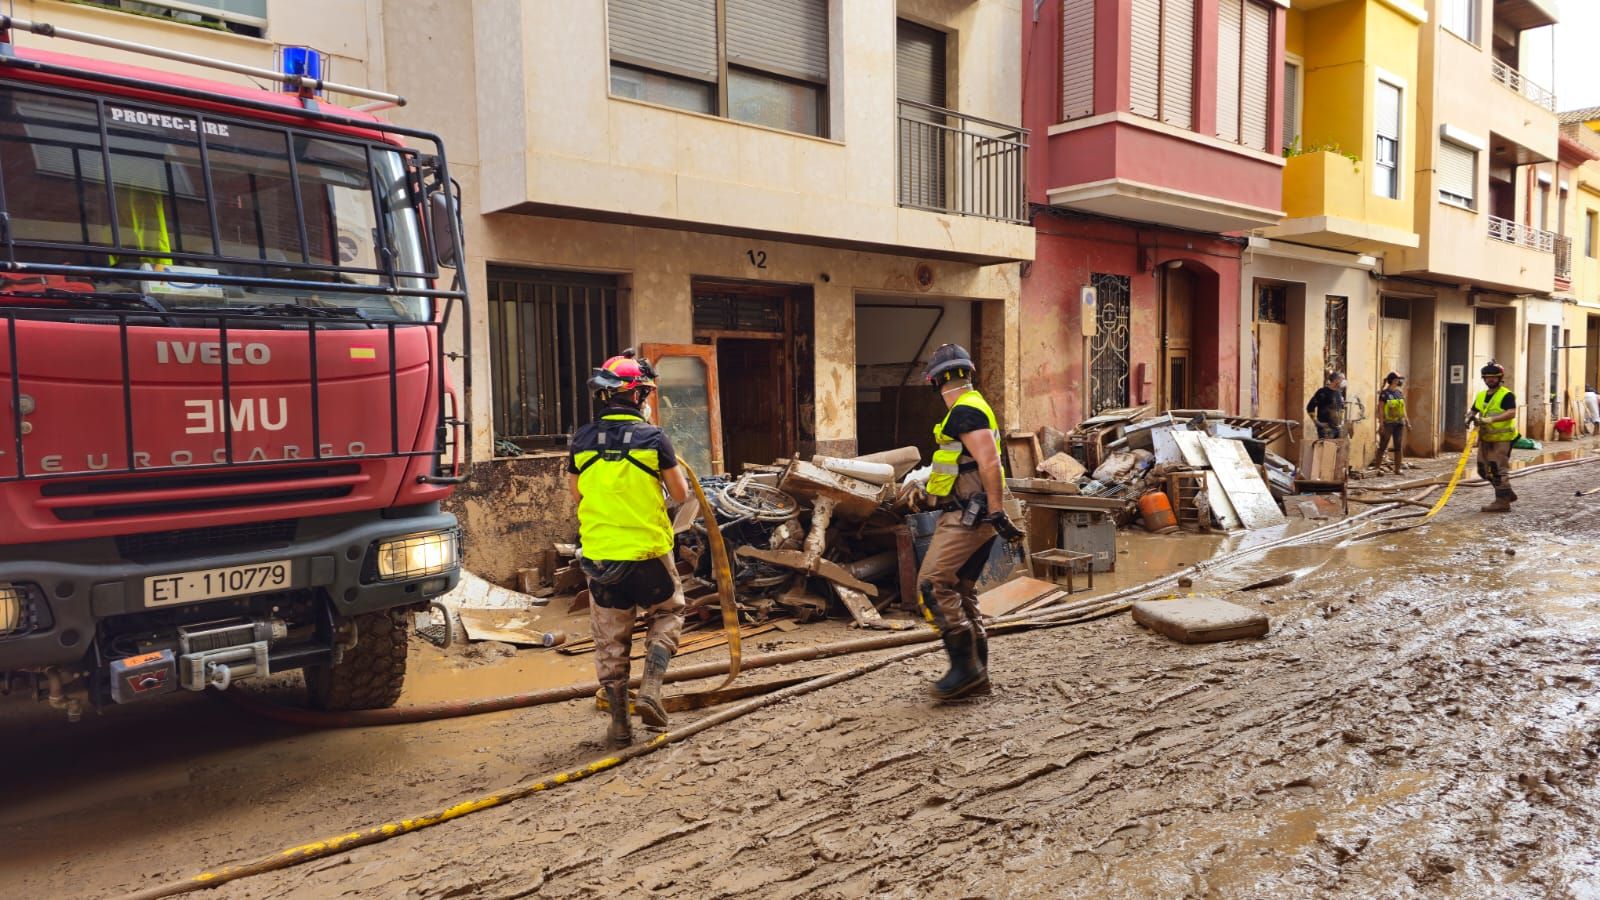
[
  {"x1": 1438, "y1": 139, "x2": 1477, "y2": 209},
  {"x1": 1256, "y1": 285, "x2": 1287, "y2": 324},
  {"x1": 1374, "y1": 79, "x2": 1402, "y2": 199},
  {"x1": 95, "y1": 0, "x2": 266, "y2": 37},
  {"x1": 606, "y1": 0, "x2": 829, "y2": 137},
  {"x1": 487, "y1": 268, "x2": 622, "y2": 450},
  {"x1": 1214, "y1": 0, "x2": 1271, "y2": 151},
  {"x1": 1130, "y1": 0, "x2": 1196, "y2": 130}
]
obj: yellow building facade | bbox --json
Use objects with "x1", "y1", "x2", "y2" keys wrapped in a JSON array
[{"x1": 1245, "y1": 0, "x2": 1425, "y2": 467}]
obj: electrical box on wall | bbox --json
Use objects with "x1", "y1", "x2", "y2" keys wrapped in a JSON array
[{"x1": 1081, "y1": 285, "x2": 1098, "y2": 337}]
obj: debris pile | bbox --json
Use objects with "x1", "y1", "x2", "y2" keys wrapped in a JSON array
[{"x1": 1006, "y1": 407, "x2": 1305, "y2": 535}]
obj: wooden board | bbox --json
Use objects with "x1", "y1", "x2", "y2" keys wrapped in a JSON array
[
  {"x1": 1006, "y1": 477, "x2": 1081, "y2": 495},
  {"x1": 1204, "y1": 471, "x2": 1242, "y2": 531},
  {"x1": 735, "y1": 547, "x2": 880, "y2": 597},
  {"x1": 1171, "y1": 430, "x2": 1209, "y2": 467},
  {"x1": 977, "y1": 576, "x2": 1060, "y2": 617},
  {"x1": 1199, "y1": 436, "x2": 1287, "y2": 529},
  {"x1": 1299, "y1": 437, "x2": 1349, "y2": 484},
  {"x1": 1010, "y1": 492, "x2": 1129, "y2": 512},
  {"x1": 1004, "y1": 432, "x2": 1043, "y2": 478},
  {"x1": 458, "y1": 608, "x2": 552, "y2": 646},
  {"x1": 836, "y1": 586, "x2": 914, "y2": 630}
]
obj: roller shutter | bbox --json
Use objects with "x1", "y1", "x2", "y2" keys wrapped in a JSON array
[
  {"x1": 607, "y1": 0, "x2": 717, "y2": 82},
  {"x1": 1438, "y1": 140, "x2": 1476, "y2": 205},
  {"x1": 1217, "y1": 0, "x2": 1242, "y2": 143},
  {"x1": 1062, "y1": 0, "x2": 1096, "y2": 120},
  {"x1": 727, "y1": 0, "x2": 829, "y2": 83},
  {"x1": 1240, "y1": 0, "x2": 1270, "y2": 151},
  {"x1": 1281, "y1": 61, "x2": 1300, "y2": 152},
  {"x1": 1129, "y1": 0, "x2": 1161, "y2": 119},
  {"x1": 897, "y1": 19, "x2": 947, "y2": 209},
  {"x1": 1160, "y1": 0, "x2": 1195, "y2": 129}
]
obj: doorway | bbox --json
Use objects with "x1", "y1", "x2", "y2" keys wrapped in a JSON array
[
  {"x1": 1160, "y1": 267, "x2": 1195, "y2": 410},
  {"x1": 1252, "y1": 282, "x2": 1290, "y2": 428},
  {"x1": 1089, "y1": 273, "x2": 1132, "y2": 414},
  {"x1": 1442, "y1": 322, "x2": 1470, "y2": 450},
  {"x1": 691, "y1": 280, "x2": 815, "y2": 472},
  {"x1": 854, "y1": 297, "x2": 975, "y2": 459}
]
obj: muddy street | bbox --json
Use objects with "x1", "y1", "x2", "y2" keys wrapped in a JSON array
[{"x1": 6, "y1": 460, "x2": 1600, "y2": 899}]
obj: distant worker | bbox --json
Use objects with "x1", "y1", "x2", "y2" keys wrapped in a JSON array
[
  {"x1": 914, "y1": 344, "x2": 1023, "y2": 700},
  {"x1": 1584, "y1": 385, "x2": 1600, "y2": 437},
  {"x1": 1374, "y1": 372, "x2": 1408, "y2": 474},
  {"x1": 1467, "y1": 361, "x2": 1518, "y2": 513},
  {"x1": 568, "y1": 350, "x2": 691, "y2": 746},
  {"x1": 1306, "y1": 371, "x2": 1347, "y2": 439}
]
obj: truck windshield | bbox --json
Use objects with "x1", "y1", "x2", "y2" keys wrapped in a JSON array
[{"x1": 0, "y1": 84, "x2": 431, "y2": 322}]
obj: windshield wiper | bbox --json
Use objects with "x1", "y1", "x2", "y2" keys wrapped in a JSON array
[
  {"x1": 227, "y1": 302, "x2": 372, "y2": 320},
  {"x1": 0, "y1": 289, "x2": 172, "y2": 316}
]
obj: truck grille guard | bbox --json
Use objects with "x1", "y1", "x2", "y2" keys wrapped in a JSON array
[{"x1": 0, "y1": 50, "x2": 473, "y2": 486}]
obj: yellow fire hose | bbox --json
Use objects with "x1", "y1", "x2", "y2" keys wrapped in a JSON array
[
  {"x1": 678, "y1": 460, "x2": 741, "y2": 689},
  {"x1": 1418, "y1": 429, "x2": 1478, "y2": 521}
]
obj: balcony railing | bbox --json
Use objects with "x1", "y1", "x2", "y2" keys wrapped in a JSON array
[
  {"x1": 897, "y1": 100, "x2": 1029, "y2": 225},
  {"x1": 1556, "y1": 235, "x2": 1574, "y2": 281},
  {"x1": 1487, "y1": 215, "x2": 1557, "y2": 252},
  {"x1": 1491, "y1": 58, "x2": 1556, "y2": 112}
]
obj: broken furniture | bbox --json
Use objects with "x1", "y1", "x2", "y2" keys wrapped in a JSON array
[
  {"x1": 1295, "y1": 436, "x2": 1350, "y2": 502},
  {"x1": 1007, "y1": 487, "x2": 1125, "y2": 573},
  {"x1": 1030, "y1": 549, "x2": 1094, "y2": 593}
]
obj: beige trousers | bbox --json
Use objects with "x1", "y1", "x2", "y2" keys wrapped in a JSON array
[{"x1": 588, "y1": 555, "x2": 685, "y2": 686}]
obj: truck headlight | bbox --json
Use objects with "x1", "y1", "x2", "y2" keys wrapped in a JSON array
[
  {"x1": 375, "y1": 530, "x2": 460, "y2": 581},
  {"x1": 0, "y1": 582, "x2": 46, "y2": 637},
  {"x1": 0, "y1": 584, "x2": 21, "y2": 634}
]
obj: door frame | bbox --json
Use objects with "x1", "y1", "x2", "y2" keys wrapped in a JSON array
[{"x1": 639, "y1": 342, "x2": 725, "y2": 475}]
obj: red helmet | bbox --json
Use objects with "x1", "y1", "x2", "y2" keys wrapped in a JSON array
[{"x1": 589, "y1": 349, "x2": 657, "y2": 398}]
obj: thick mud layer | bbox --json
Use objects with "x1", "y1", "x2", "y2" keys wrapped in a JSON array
[{"x1": 5, "y1": 451, "x2": 1600, "y2": 898}]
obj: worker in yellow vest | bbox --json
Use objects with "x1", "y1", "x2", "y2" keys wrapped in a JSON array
[
  {"x1": 914, "y1": 344, "x2": 1022, "y2": 700},
  {"x1": 1374, "y1": 372, "x2": 1408, "y2": 475},
  {"x1": 568, "y1": 350, "x2": 690, "y2": 746},
  {"x1": 1467, "y1": 361, "x2": 1518, "y2": 513}
]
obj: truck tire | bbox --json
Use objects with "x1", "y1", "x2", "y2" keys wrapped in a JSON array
[{"x1": 305, "y1": 608, "x2": 410, "y2": 710}]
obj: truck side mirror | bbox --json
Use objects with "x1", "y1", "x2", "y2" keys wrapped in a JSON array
[{"x1": 430, "y1": 191, "x2": 460, "y2": 269}]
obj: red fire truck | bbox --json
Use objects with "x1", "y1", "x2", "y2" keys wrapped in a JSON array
[{"x1": 0, "y1": 19, "x2": 469, "y2": 719}]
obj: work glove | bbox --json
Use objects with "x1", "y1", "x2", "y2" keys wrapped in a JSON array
[{"x1": 988, "y1": 510, "x2": 1024, "y2": 544}]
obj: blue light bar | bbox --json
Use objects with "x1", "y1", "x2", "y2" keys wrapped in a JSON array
[{"x1": 277, "y1": 46, "x2": 326, "y2": 96}]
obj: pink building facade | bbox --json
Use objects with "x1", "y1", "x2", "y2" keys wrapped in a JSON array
[{"x1": 1020, "y1": 0, "x2": 1288, "y2": 430}]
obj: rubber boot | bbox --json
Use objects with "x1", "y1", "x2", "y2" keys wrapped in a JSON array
[
  {"x1": 931, "y1": 629, "x2": 988, "y2": 700},
  {"x1": 637, "y1": 643, "x2": 671, "y2": 728},
  {"x1": 1480, "y1": 495, "x2": 1513, "y2": 513},
  {"x1": 971, "y1": 625, "x2": 993, "y2": 696},
  {"x1": 603, "y1": 682, "x2": 633, "y2": 747}
]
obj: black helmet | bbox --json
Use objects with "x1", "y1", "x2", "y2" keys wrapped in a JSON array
[
  {"x1": 1481, "y1": 361, "x2": 1505, "y2": 378},
  {"x1": 923, "y1": 343, "x2": 975, "y2": 386},
  {"x1": 1384, "y1": 371, "x2": 1404, "y2": 385}
]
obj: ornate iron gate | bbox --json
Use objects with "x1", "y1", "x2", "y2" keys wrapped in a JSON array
[
  {"x1": 1323, "y1": 295, "x2": 1348, "y2": 378},
  {"x1": 1089, "y1": 274, "x2": 1131, "y2": 413}
]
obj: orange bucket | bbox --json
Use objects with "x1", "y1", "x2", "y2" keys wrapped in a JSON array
[{"x1": 1138, "y1": 490, "x2": 1178, "y2": 533}]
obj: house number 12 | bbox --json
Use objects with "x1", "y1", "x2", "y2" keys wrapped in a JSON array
[{"x1": 746, "y1": 249, "x2": 767, "y2": 269}]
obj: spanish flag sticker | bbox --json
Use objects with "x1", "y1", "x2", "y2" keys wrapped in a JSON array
[{"x1": 350, "y1": 347, "x2": 377, "y2": 361}]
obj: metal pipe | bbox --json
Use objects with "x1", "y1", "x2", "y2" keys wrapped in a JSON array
[{"x1": 1, "y1": 16, "x2": 405, "y2": 104}]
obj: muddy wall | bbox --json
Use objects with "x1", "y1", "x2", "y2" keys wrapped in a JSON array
[
  {"x1": 441, "y1": 455, "x2": 574, "y2": 587},
  {"x1": 1020, "y1": 213, "x2": 1245, "y2": 433}
]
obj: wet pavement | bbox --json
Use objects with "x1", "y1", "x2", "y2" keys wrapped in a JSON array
[{"x1": 4, "y1": 446, "x2": 1600, "y2": 898}]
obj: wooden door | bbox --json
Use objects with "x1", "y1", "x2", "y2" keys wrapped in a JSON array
[
  {"x1": 1160, "y1": 267, "x2": 1194, "y2": 409},
  {"x1": 639, "y1": 343, "x2": 725, "y2": 477}
]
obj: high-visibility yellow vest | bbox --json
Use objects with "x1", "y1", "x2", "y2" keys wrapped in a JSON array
[
  {"x1": 571, "y1": 413, "x2": 674, "y2": 561},
  {"x1": 109, "y1": 187, "x2": 174, "y2": 268},
  {"x1": 927, "y1": 390, "x2": 1004, "y2": 498},
  {"x1": 1382, "y1": 392, "x2": 1407, "y2": 424},
  {"x1": 1473, "y1": 387, "x2": 1517, "y2": 443}
]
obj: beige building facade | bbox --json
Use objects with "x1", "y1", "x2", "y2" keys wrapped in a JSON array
[{"x1": 3, "y1": 0, "x2": 1033, "y2": 580}]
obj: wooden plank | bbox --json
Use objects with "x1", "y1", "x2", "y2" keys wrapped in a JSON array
[
  {"x1": 1006, "y1": 477, "x2": 1081, "y2": 494},
  {"x1": 837, "y1": 586, "x2": 914, "y2": 630},
  {"x1": 1010, "y1": 492, "x2": 1128, "y2": 511},
  {"x1": 458, "y1": 608, "x2": 552, "y2": 646},
  {"x1": 736, "y1": 547, "x2": 880, "y2": 597},
  {"x1": 1171, "y1": 430, "x2": 1209, "y2": 467},
  {"x1": 1199, "y1": 436, "x2": 1286, "y2": 529},
  {"x1": 1204, "y1": 470, "x2": 1242, "y2": 531},
  {"x1": 977, "y1": 576, "x2": 1060, "y2": 617}
]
